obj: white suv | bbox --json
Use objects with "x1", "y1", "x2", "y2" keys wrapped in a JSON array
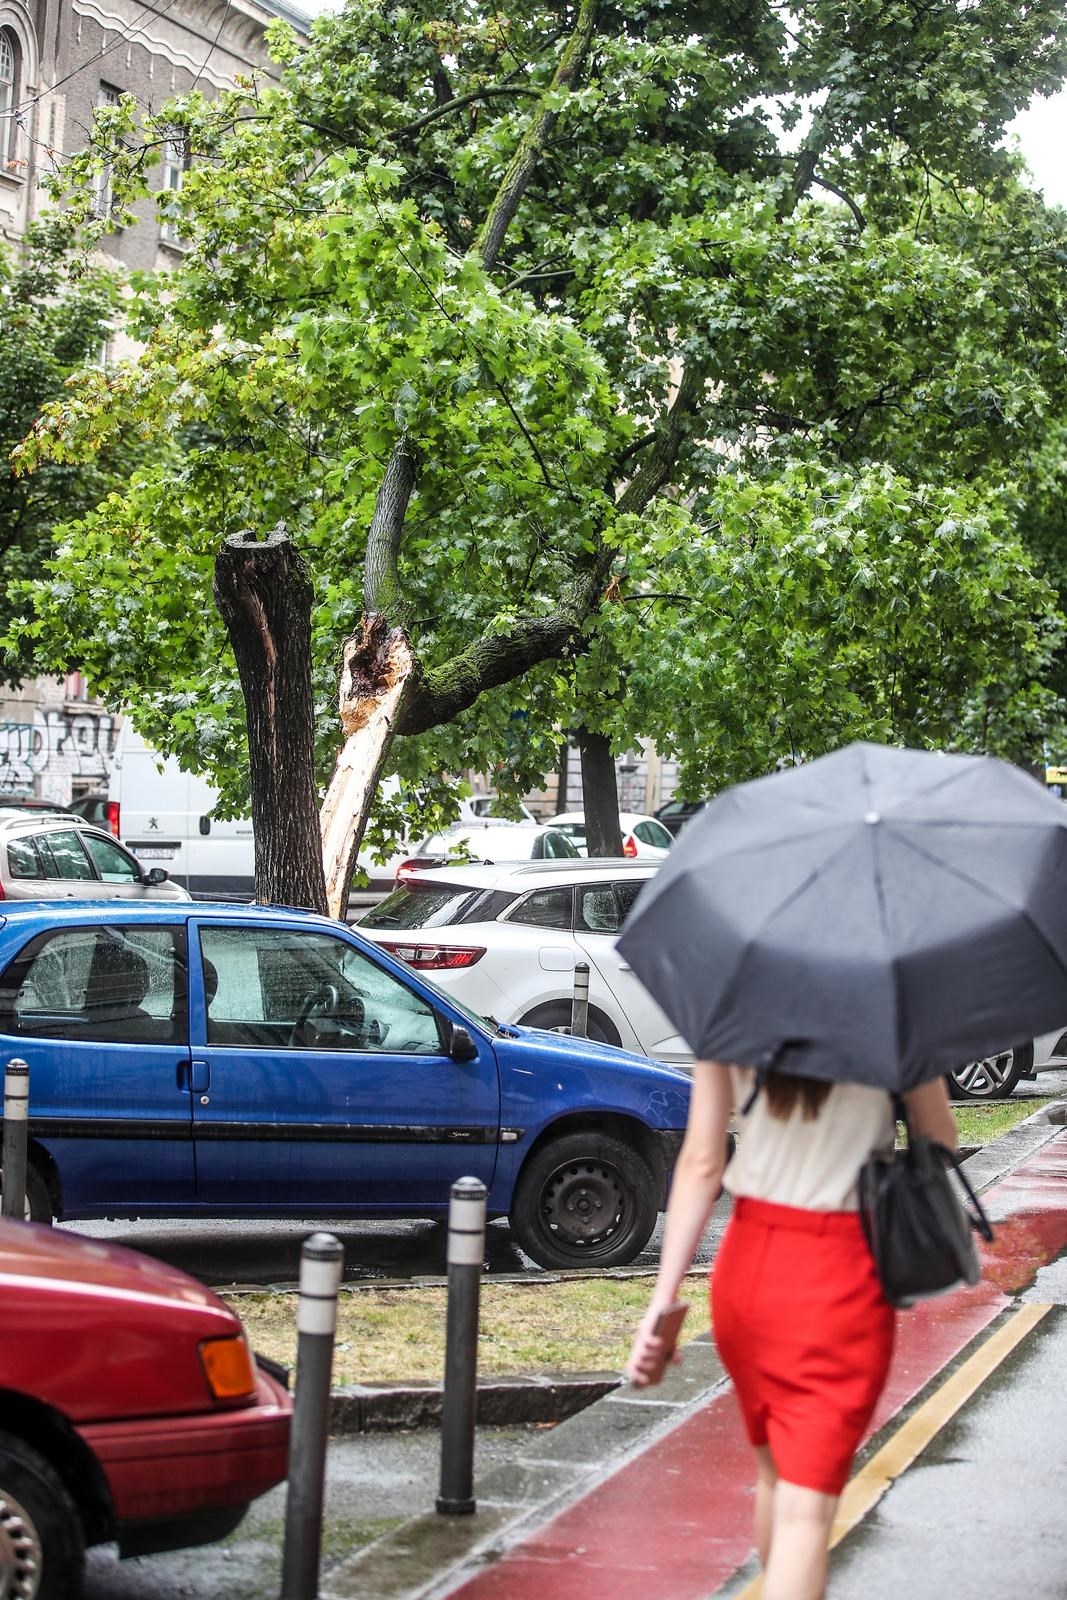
[
  {"x1": 359, "y1": 858, "x2": 690, "y2": 1065},
  {"x1": 0, "y1": 811, "x2": 190, "y2": 903}
]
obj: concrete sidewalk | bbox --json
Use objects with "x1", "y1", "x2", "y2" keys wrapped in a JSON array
[{"x1": 325, "y1": 1108, "x2": 1067, "y2": 1600}]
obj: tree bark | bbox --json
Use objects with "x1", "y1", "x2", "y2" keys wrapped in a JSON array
[
  {"x1": 475, "y1": 0, "x2": 599, "y2": 272},
  {"x1": 579, "y1": 725, "x2": 623, "y2": 856},
  {"x1": 320, "y1": 615, "x2": 416, "y2": 921},
  {"x1": 213, "y1": 526, "x2": 328, "y2": 913}
]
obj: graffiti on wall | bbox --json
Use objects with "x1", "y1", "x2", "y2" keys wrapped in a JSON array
[{"x1": 0, "y1": 712, "x2": 118, "y2": 795}]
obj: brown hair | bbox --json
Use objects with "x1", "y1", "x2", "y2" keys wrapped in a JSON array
[{"x1": 763, "y1": 1071, "x2": 832, "y2": 1121}]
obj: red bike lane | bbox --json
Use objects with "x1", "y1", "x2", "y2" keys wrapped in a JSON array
[{"x1": 447, "y1": 1133, "x2": 1067, "y2": 1600}]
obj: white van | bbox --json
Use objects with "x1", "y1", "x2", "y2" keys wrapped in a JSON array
[
  {"x1": 107, "y1": 727, "x2": 255, "y2": 900},
  {"x1": 107, "y1": 727, "x2": 401, "y2": 904},
  {"x1": 108, "y1": 726, "x2": 535, "y2": 903}
]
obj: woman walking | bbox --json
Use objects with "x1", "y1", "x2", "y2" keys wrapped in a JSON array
[{"x1": 627, "y1": 1059, "x2": 957, "y2": 1600}]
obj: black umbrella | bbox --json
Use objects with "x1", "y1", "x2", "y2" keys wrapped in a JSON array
[{"x1": 617, "y1": 742, "x2": 1067, "y2": 1091}]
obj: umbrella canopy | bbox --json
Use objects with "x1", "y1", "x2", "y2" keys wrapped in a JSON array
[{"x1": 617, "y1": 743, "x2": 1067, "y2": 1092}]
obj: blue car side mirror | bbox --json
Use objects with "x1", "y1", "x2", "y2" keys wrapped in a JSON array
[{"x1": 449, "y1": 1024, "x2": 478, "y2": 1062}]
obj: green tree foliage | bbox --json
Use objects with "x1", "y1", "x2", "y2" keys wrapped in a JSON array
[
  {"x1": 0, "y1": 221, "x2": 130, "y2": 682},
  {"x1": 10, "y1": 0, "x2": 1067, "y2": 837}
]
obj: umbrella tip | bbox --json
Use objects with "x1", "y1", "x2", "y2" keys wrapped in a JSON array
[{"x1": 864, "y1": 810, "x2": 881, "y2": 824}]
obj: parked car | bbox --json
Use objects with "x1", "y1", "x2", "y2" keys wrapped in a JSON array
[
  {"x1": 0, "y1": 811, "x2": 190, "y2": 903},
  {"x1": 654, "y1": 798, "x2": 709, "y2": 837},
  {"x1": 546, "y1": 810, "x2": 673, "y2": 859},
  {"x1": 395, "y1": 821, "x2": 579, "y2": 881},
  {"x1": 0, "y1": 796, "x2": 78, "y2": 816},
  {"x1": 948, "y1": 1026, "x2": 1067, "y2": 1100},
  {"x1": 362, "y1": 859, "x2": 690, "y2": 1065},
  {"x1": 66, "y1": 791, "x2": 118, "y2": 834},
  {"x1": 463, "y1": 793, "x2": 537, "y2": 823},
  {"x1": 0, "y1": 900, "x2": 690, "y2": 1271},
  {"x1": 0, "y1": 1218, "x2": 290, "y2": 1597}
]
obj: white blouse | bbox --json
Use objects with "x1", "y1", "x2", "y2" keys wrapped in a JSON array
[{"x1": 724, "y1": 1066, "x2": 896, "y2": 1213}]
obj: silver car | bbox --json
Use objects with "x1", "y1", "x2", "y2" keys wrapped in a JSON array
[
  {"x1": 949, "y1": 1029, "x2": 1067, "y2": 1100},
  {"x1": 0, "y1": 810, "x2": 190, "y2": 902}
]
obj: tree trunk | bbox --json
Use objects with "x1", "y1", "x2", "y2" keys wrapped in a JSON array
[
  {"x1": 320, "y1": 614, "x2": 416, "y2": 921},
  {"x1": 213, "y1": 527, "x2": 328, "y2": 913},
  {"x1": 579, "y1": 725, "x2": 623, "y2": 856},
  {"x1": 556, "y1": 738, "x2": 570, "y2": 813}
]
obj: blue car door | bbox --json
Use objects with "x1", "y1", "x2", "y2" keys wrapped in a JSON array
[
  {"x1": 0, "y1": 919, "x2": 195, "y2": 1215},
  {"x1": 188, "y1": 917, "x2": 499, "y2": 1208}
]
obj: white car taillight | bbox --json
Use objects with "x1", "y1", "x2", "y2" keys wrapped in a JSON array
[{"x1": 380, "y1": 943, "x2": 485, "y2": 971}]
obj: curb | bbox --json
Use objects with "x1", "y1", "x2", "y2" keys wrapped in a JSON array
[{"x1": 330, "y1": 1373, "x2": 621, "y2": 1433}]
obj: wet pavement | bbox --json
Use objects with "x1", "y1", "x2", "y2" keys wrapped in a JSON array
[{"x1": 825, "y1": 1306, "x2": 1067, "y2": 1599}]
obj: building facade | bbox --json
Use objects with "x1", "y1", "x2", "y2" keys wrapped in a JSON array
[{"x1": 0, "y1": 0, "x2": 307, "y2": 802}]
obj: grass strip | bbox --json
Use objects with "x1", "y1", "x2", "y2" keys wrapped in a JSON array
[
  {"x1": 952, "y1": 1096, "x2": 1056, "y2": 1146},
  {"x1": 227, "y1": 1271, "x2": 711, "y2": 1387}
]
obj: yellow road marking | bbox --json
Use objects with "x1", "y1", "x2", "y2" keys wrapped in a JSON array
[{"x1": 729, "y1": 1303, "x2": 1052, "y2": 1599}]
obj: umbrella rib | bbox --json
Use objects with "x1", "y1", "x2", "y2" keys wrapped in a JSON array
[{"x1": 891, "y1": 829, "x2": 1067, "y2": 993}]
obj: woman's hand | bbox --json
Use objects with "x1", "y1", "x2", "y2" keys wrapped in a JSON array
[{"x1": 626, "y1": 1305, "x2": 681, "y2": 1388}]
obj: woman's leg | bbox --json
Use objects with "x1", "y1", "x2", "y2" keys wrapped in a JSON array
[
  {"x1": 762, "y1": 1479, "x2": 837, "y2": 1600},
  {"x1": 752, "y1": 1444, "x2": 777, "y2": 1568}
]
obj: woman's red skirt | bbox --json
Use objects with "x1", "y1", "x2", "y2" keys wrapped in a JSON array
[{"x1": 710, "y1": 1196, "x2": 895, "y2": 1496}]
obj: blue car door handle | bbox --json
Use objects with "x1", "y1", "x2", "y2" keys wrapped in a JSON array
[{"x1": 178, "y1": 1061, "x2": 211, "y2": 1093}]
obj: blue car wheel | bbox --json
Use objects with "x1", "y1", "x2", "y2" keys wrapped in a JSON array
[{"x1": 510, "y1": 1131, "x2": 658, "y2": 1270}]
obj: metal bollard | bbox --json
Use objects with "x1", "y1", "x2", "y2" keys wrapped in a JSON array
[
  {"x1": 436, "y1": 1177, "x2": 487, "y2": 1516},
  {"x1": 280, "y1": 1232, "x2": 344, "y2": 1600},
  {"x1": 570, "y1": 961, "x2": 590, "y2": 1038},
  {"x1": 1, "y1": 1059, "x2": 29, "y2": 1220}
]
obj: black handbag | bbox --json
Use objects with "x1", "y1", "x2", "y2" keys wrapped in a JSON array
[{"x1": 858, "y1": 1103, "x2": 994, "y2": 1309}]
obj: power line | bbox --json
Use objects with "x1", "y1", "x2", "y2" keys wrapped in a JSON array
[{"x1": 1, "y1": 0, "x2": 204, "y2": 125}]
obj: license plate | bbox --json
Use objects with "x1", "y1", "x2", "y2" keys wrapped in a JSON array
[{"x1": 132, "y1": 846, "x2": 177, "y2": 860}]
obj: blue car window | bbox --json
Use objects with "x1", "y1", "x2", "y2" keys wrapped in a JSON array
[
  {"x1": 0, "y1": 926, "x2": 187, "y2": 1043},
  {"x1": 199, "y1": 926, "x2": 443, "y2": 1053}
]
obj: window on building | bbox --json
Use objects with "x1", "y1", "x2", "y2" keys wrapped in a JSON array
[
  {"x1": 94, "y1": 83, "x2": 121, "y2": 219},
  {"x1": 159, "y1": 133, "x2": 190, "y2": 244},
  {"x1": 0, "y1": 30, "x2": 20, "y2": 169}
]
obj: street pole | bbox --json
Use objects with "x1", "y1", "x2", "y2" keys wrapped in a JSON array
[
  {"x1": 280, "y1": 1232, "x2": 344, "y2": 1600},
  {"x1": 1, "y1": 1059, "x2": 29, "y2": 1219},
  {"x1": 570, "y1": 962, "x2": 590, "y2": 1039},
  {"x1": 436, "y1": 1177, "x2": 487, "y2": 1515}
]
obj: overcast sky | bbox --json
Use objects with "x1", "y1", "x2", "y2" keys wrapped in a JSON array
[{"x1": 292, "y1": 1, "x2": 1067, "y2": 207}]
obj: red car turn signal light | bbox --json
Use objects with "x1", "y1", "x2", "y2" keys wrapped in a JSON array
[
  {"x1": 379, "y1": 942, "x2": 486, "y2": 971},
  {"x1": 199, "y1": 1335, "x2": 256, "y2": 1401}
]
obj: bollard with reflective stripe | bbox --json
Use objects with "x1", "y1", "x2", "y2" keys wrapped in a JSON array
[
  {"x1": 280, "y1": 1232, "x2": 344, "y2": 1600},
  {"x1": 1, "y1": 1059, "x2": 29, "y2": 1220},
  {"x1": 436, "y1": 1176, "x2": 487, "y2": 1515},
  {"x1": 570, "y1": 961, "x2": 590, "y2": 1039}
]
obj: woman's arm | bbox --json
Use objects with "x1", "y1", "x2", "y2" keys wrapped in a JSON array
[
  {"x1": 625, "y1": 1059, "x2": 732, "y2": 1386},
  {"x1": 903, "y1": 1075, "x2": 957, "y2": 1150}
]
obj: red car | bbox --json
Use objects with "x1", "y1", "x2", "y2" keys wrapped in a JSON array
[{"x1": 0, "y1": 1219, "x2": 291, "y2": 1598}]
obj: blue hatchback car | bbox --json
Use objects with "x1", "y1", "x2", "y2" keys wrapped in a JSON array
[{"x1": 0, "y1": 901, "x2": 690, "y2": 1269}]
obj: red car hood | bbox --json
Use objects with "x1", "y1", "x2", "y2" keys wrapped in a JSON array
[
  {"x1": 0, "y1": 1220, "x2": 245, "y2": 1425},
  {"x1": 0, "y1": 1219, "x2": 221, "y2": 1308}
]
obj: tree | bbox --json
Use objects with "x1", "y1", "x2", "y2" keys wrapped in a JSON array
[
  {"x1": 0, "y1": 221, "x2": 130, "y2": 681},
  {"x1": 10, "y1": 1, "x2": 1067, "y2": 910}
]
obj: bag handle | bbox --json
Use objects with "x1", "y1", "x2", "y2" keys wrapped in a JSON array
[{"x1": 892, "y1": 1091, "x2": 994, "y2": 1243}]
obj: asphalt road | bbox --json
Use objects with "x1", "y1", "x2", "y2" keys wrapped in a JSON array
[{"x1": 60, "y1": 1195, "x2": 733, "y2": 1288}]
